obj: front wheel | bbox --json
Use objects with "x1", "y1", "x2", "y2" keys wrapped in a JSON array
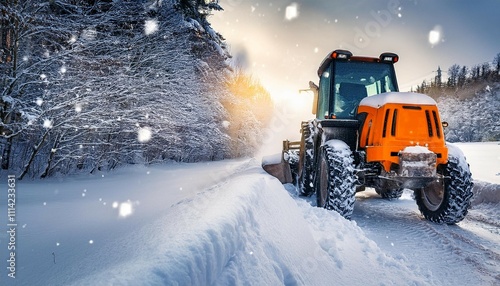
[
  {"x1": 316, "y1": 140, "x2": 356, "y2": 219},
  {"x1": 415, "y1": 145, "x2": 473, "y2": 224}
]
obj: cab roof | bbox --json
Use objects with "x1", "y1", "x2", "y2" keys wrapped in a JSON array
[{"x1": 317, "y1": 50, "x2": 399, "y2": 77}]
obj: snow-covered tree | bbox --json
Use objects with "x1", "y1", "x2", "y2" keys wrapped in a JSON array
[
  {"x1": 434, "y1": 66, "x2": 442, "y2": 88},
  {"x1": 1, "y1": 0, "x2": 67, "y2": 171},
  {"x1": 494, "y1": 53, "x2": 500, "y2": 76},
  {"x1": 480, "y1": 62, "x2": 491, "y2": 79},
  {"x1": 1, "y1": 0, "x2": 272, "y2": 178},
  {"x1": 438, "y1": 83, "x2": 500, "y2": 142},
  {"x1": 457, "y1": 66, "x2": 468, "y2": 87},
  {"x1": 447, "y1": 64, "x2": 460, "y2": 87}
]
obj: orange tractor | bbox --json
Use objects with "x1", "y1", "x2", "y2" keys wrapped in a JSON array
[{"x1": 264, "y1": 50, "x2": 473, "y2": 224}]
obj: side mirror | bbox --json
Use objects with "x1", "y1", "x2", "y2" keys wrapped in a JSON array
[{"x1": 442, "y1": 122, "x2": 449, "y2": 128}]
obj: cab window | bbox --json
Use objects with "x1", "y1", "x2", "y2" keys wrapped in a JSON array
[{"x1": 317, "y1": 66, "x2": 332, "y2": 119}]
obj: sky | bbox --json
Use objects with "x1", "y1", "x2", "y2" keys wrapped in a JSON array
[{"x1": 210, "y1": 0, "x2": 500, "y2": 99}]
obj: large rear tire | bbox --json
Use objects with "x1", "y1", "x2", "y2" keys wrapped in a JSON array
[
  {"x1": 415, "y1": 146, "x2": 473, "y2": 224},
  {"x1": 316, "y1": 140, "x2": 356, "y2": 219},
  {"x1": 298, "y1": 122, "x2": 315, "y2": 196}
]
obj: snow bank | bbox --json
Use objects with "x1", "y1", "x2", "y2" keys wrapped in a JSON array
[
  {"x1": 261, "y1": 153, "x2": 283, "y2": 166},
  {"x1": 471, "y1": 181, "x2": 500, "y2": 206},
  {"x1": 74, "y1": 166, "x2": 336, "y2": 285},
  {"x1": 2, "y1": 159, "x2": 451, "y2": 285},
  {"x1": 74, "y1": 165, "x2": 432, "y2": 285}
]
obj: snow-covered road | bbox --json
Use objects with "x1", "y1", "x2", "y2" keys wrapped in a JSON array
[
  {"x1": 0, "y1": 143, "x2": 498, "y2": 285},
  {"x1": 353, "y1": 189, "x2": 500, "y2": 285}
]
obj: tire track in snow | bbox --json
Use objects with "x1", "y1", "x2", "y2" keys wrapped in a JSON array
[{"x1": 353, "y1": 189, "x2": 499, "y2": 285}]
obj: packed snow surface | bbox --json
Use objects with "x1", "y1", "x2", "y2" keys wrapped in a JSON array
[
  {"x1": 0, "y1": 143, "x2": 498, "y2": 285},
  {"x1": 360, "y1": 92, "x2": 437, "y2": 108}
]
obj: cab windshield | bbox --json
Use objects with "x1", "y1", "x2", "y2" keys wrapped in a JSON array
[
  {"x1": 317, "y1": 60, "x2": 398, "y2": 119},
  {"x1": 334, "y1": 61, "x2": 397, "y2": 93},
  {"x1": 334, "y1": 61, "x2": 398, "y2": 118}
]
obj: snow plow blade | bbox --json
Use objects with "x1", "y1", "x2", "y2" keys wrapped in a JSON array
[
  {"x1": 262, "y1": 156, "x2": 292, "y2": 184},
  {"x1": 261, "y1": 140, "x2": 300, "y2": 184}
]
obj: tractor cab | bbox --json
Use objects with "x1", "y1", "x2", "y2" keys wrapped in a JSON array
[{"x1": 313, "y1": 50, "x2": 399, "y2": 120}]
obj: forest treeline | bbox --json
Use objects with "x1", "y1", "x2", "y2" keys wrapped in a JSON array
[
  {"x1": 0, "y1": 0, "x2": 273, "y2": 179},
  {"x1": 413, "y1": 54, "x2": 500, "y2": 142},
  {"x1": 414, "y1": 53, "x2": 500, "y2": 99}
]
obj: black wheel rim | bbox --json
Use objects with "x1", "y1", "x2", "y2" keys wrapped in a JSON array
[{"x1": 421, "y1": 180, "x2": 445, "y2": 211}]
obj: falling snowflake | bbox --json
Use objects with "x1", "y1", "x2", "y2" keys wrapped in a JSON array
[
  {"x1": 68, "y1": 35, "x2": 77, "y2": 44},
  {"x1": 60, "y1": 66, "x2": 67, "y2": 74},
  {"x1": 429, "y1": 31, "x2": 439, "y2": 44},
  {"x1": 285, "y1": 3, "x2": 299, "y2": 21},
  {"x1": 119, "y1": 201, "x2": 133, "y2": 218},
  {"x1": 75, "y1": 103, "x2": 82, "y2": 113},
  {"x1": 429, "y1": 26, "x2": 442, "y2": 46},
  {"x1": 89, "y1": 240, "x2": 94, "y2": 244},
  {"x1": 35, "y1": 98, "x2": 44, "y2": 106},
  {"x1": 43, "y1": 119, "x2": 53, "y2": 129},
  {"x1": 138, "y1": 127, "x2": 152, "y2": 143},
  {"x1": 144, "y1": 19, "x2": 159, "y2": 35}
]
